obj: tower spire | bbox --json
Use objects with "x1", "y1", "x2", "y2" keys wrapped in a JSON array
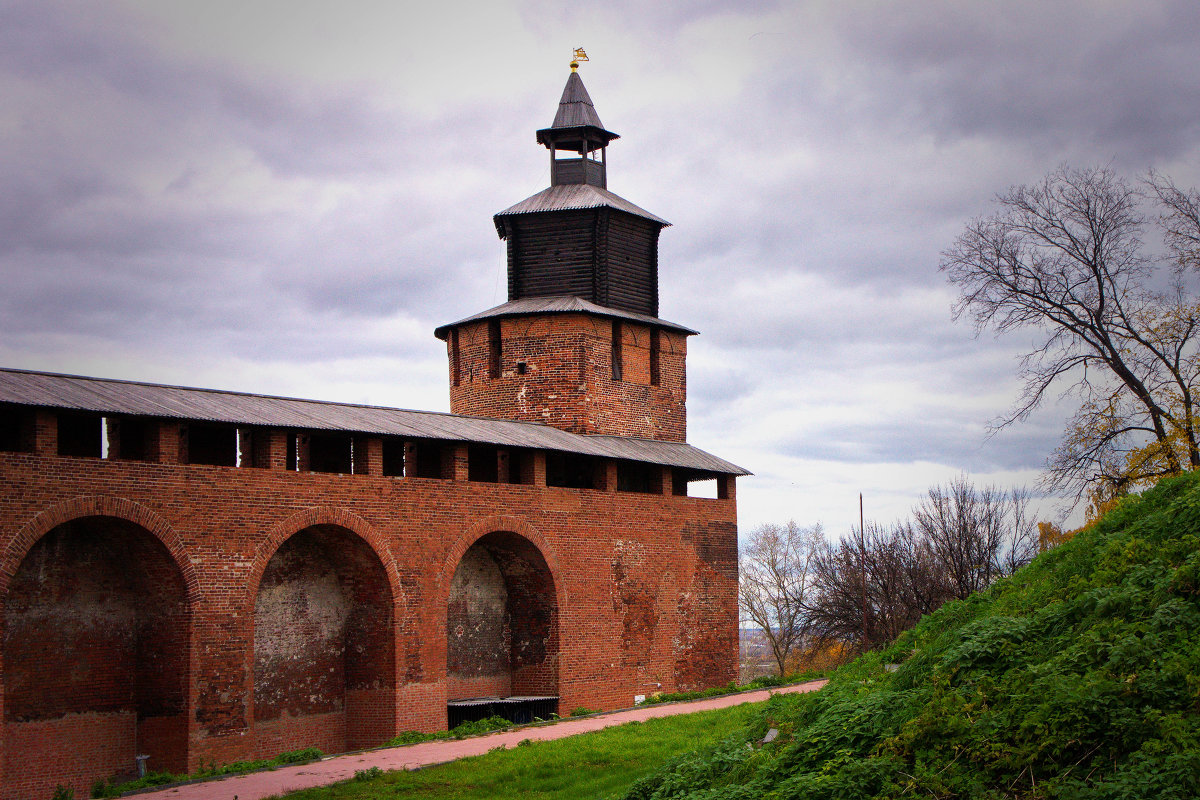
[{"x1": 536, "y1": 64, "x2": 618, "y2": 188}]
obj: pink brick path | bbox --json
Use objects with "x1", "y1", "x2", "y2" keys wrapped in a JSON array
[{"x1": 135, "y1": 680, "x2": 827, "y2": 800}]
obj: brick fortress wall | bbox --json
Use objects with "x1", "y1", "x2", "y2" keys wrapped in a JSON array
[{"x1": 0, "y1": 415, "x2": 736, "y2": 800}]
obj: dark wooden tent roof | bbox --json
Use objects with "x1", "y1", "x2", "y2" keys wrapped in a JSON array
[{"x1": 536, "y1": 71, "x2": 619, "y2": 152}]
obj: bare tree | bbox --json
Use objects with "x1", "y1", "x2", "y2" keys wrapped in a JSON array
[
  {"x1": 912, "y1": 476, "x2": 1038, "y2": 601},
  {"x1": 941, "y1": 166, "x2": 1200, "y2": 501},
  {"x1": 738, "y1": 521, "x2": 821, "y2": 675},
  {"x1": 806, "y1": 477, "x2": 1040, "y2": 651},
  {"x1": 1148, "y1": 170, "x2": 1200, "y2": 274},
  {"x1": 807, "y1": 522, "x2": 937, "y2": 651}
]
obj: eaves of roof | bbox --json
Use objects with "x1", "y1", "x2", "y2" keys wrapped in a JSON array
[
  {"x1": 493, "y1": 183, "x2": 669, "y2": 231},
  {"x1": 433, "y1": 296, "x2": 698, "y2": 339},
  {"x1": 0, "y1": 367, "x2": 749, "y2": 476}
]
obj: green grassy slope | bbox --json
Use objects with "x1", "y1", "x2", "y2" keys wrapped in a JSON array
[{"x1": 624, "y1": 472, "x2": 1200, "y2": 799}]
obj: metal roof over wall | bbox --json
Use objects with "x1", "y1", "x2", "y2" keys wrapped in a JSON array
[
  {"x1": 433, "y1": 296, "x2": 697, "y2": 339},
  {"x1": 0, "y1": 368, "x2": 749, "y2": 476}
]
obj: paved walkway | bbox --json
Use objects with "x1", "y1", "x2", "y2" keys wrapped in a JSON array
[{"x1": 135, "y1": 679, "x2": 827, "y2": 800}]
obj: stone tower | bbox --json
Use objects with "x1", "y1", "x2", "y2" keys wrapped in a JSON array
[{"x1": 436, "y1": 68, "x2": 693, "y2": 442}]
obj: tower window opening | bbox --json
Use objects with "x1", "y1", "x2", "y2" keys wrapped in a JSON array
[
  {"x1": 468, "y1": 444, "x2": 500, "y2": 483},
  {"x1": 611, "y1": 320, "x2": 623, "y2": 381},
  {"x1": 0, "y1": 404, "x2": 32, "y2": 453},
  {"x1": 248, "y1": 427, "x2": 273, "y2": 469},
  {"x1": 381, "y1": 436, "x2": 405, "y2": 477},
  {"x1": 450, "y1": 329, "x2": 461, "y2": 387},
  {"x1": 110, "y1": 416, "x2": 153, "y2": 462},
  {"x1": 308, "y1": 431, "x2": 353, "y2": 474},
  {"x1": 488, "y1": 320, "x2": 502, "y2": 379},
  {"x1": 412, "y1": 440, "x2": 447, "y2": 479},
  {"x1": 617, "y1": 460, "x2": 661, "y2": 494},
  {"x1": 287, "y1": 431, "x2": 299, "y2": 471},
  {"x1": 506, "y1": 448, "x2": 531, "y2": 484}
]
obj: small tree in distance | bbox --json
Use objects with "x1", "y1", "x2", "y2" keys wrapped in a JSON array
[
  {"x1": 738, "y1": 521, "x2": 822, "y2": 676},
  {"x1": 741, "y1": 477, "x2": 1043, "y2": 661}
]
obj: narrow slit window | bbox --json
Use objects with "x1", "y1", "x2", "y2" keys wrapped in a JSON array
[
  {"x1": 488, "y1": 320, "x2": 502, "y2": 379},
  {"x1": 649, "y1": 328, "x2": 661, "y2": 386},
  {"x1": 611, "y1": 320, "x2": 623, "y2": 381},
  {"x1": 450, "y1": 328, "x2": 461, "y2": 386}
]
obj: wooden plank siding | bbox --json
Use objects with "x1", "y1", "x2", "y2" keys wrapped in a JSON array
[
  {"x1": 603, "y1": 213, "x2": 659, "y2": 316},
  {"x1": 504, "y1": 209, "x2": 659, "y2": 317}
]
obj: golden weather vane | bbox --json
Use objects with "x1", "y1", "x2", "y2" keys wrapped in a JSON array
[{"x1": 570, "y1": 47, "x2": 589, "y2": 72}]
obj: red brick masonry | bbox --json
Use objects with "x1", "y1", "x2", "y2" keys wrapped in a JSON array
[{"x1": 0, "y1": 437, "x2": 737, "y2": 799}]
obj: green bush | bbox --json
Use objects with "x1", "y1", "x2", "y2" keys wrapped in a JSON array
[{"x1": 570, "y1": 706, "x2": 600, "y2": 716}]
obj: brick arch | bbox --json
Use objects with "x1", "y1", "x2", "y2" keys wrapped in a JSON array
[
  {"x1": 436, "y1": 515, "x2": 564, "y2": 609},
  {"x1": 0, "y1": 495, "x2": 199, "y2": 604},
  {"x1": 1, "y1": 496, "x2": 195, "y2": 797},
  {"x1": 247, "y1": 506, "x2": 400, "y2": 755},
  {"x1": 441, "y1": 515, "x2": 562, "y2": 706},
  {"x1": 246, "y1": 506, "x2": 403, "y2": 615}
]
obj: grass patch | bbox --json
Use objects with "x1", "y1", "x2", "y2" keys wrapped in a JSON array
[
  {"x1": 383, "y1": 715, "x2": 517, "y2": 747},
  {"x1": 277, "y1": 703, "x2": 759, "y2": 799}
]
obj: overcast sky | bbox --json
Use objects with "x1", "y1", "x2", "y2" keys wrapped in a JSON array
[{"x1": 3, "y1": 0, "x2": 1200, "y2": 536}]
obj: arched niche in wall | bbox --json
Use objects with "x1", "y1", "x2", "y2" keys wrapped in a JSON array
[
  {"x1": 2, "y1": 515, "x2": 190, "y2": 799},
  {"x1": 446, "y1": 531, "x2": 559, "y2": 713},
  {"x1": 251, "y1": 524, "x2": 395, "y2": 756}
]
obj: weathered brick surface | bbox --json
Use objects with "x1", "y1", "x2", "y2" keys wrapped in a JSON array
[
  {"x1": 447, "y1": 314, "x2": 688, "y2": 441},
  {"x1": 0, "y1": 440, "x2": 737, "y2": 799}
]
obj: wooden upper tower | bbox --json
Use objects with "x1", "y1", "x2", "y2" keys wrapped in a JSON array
[
  {"x1": 436, "y1": 64, "x2": 693, "y2": 442},
  {"x1": 496, "y1": 69, "x2": 668, "y2": 317}
]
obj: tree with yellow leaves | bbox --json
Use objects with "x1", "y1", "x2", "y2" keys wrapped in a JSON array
[{"x1": 943, "y1": 166, "x2": 1200, "y2": 503}]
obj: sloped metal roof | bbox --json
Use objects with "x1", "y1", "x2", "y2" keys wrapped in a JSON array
[
  {"x1": 494, "y1": 183, "x2": 669, "y2": 228},
  {"x1": 550, "y1": 71, "x2": 607, "y2": 130},
  {"x1": 434, "y1": 296, "x2": 697, "y2": 339},
  {"x1": 535, "y1": 71, "x2": 619, "y2": 149},
  {"x1": 0, "y1": 367, "x2": 749, "y2": 476}
]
